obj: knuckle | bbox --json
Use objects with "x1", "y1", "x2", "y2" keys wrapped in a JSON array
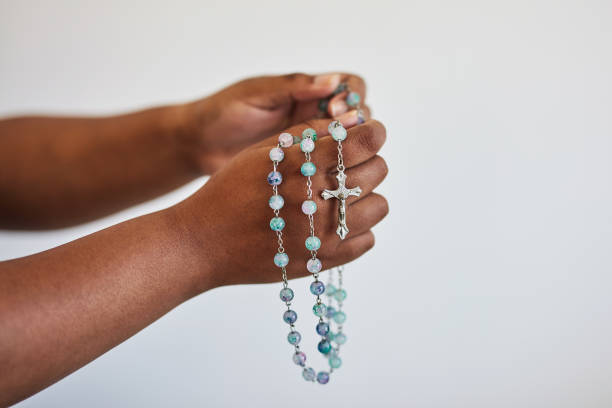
[{"x1": 284, "y1": 72, "x2": 309, "y2": 83}]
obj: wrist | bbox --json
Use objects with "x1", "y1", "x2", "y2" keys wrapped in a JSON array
[{"x1": 160, "y1": 102, "x2": 205, "y2": 177}]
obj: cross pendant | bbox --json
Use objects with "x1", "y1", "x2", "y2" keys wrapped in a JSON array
[{"x1": 321, "y1": 170, "x2": 362, "y2": 240}]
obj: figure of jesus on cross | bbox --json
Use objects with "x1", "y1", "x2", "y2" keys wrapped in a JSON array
[{"x1": 321, "y1": 170, "x2": 362, "y2": 240}]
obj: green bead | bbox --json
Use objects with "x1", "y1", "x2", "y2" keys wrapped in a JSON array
[
  {"x1": 313, "y1": 303, "x2": 327, "y2": 317},
  {"x1": 302, "y1": 128, "x2": 317, "y2": 141},
  {"x1": 301, "y1": 162, "x2": 316, "y2": 177},
  {"x1": 329, "y1": 355, "x2": 342, "y2": 369},
  {"x1": 269, "y1": 217, "x2": 286, "y2": 231},
  {"x1": 333, "y1": 311, "x2": 346, "y2": 324},
  {"x1": 293, "y1": 135, "x2": 302, "y2": 145},
  {"x1": 305, "y1": 236, "x2": 321, "y2": 251},
  {"x1": 325, "y1": 284, "x2": 337, "y2": 296},
  {"x1": 333, "y1": 289, "x2": 347, "y2": 302},
  {"x1": 346, "y1": 91, "x2": 361, "y2": 107}
]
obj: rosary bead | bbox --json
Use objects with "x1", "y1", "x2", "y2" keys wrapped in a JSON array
[
  {"x1": 333, "y1": 332, "x2": 347, "y2": 345},
  {"x1": 267, "y1": 171, "x2": 282, "y2": 186},
  {"x1": 300, "y1": 138, "x2": 315, "y2": 153},
  {"x1": 333, "y1": 311, "x2": 346, "y2": 324},
  {"x1": 318, "y1": 98, "x2": 329, "y2": 112},
  {"x1": 274, "y1": 252, "x2": 289, "y2": 268},
  {"x1": 283, "y1": 309, "x2": 297, "y2": 324},
  {"x1": 293, "y1": 351, "x2": 307, "y2": 366},
  {"x1": 300, "y1": 162, "x2": 316, "y2": 177},
  {"x1": 334, "y1": 83, "x2": 348, "y2": 95},
  {"x1": 346, "y1": 91, "x2": 361, "y2": 107},
  {"x1": 328, "y1": 120, "x2": 341, "y2": 133},
  {"x1": 278, "y1": 132, "x2": 294, "y2": 148},
  {"x1": 279, "y1": 287, "x2": 294, "y2": 302},
  {"x1": 325, "y1": 305, "x2": 336, "y2": 318},
  {"x1": 268, "y1": 195, "x2": 284, "y2": 210},
  {"x1": 331, "y1": 125, "x2": 347, "y2": 142},
  {"x1": 306, "y1": 258, "x2": 322, "y2": 274},
  {"x1": 329, "y1": 355, "x2": 342, "y2": 369},
  {"x1": 302, "y1": 367, "x2": 316, "y2": 381},
  {"x1": 293, "y1": 135, "x2": 302, "y2": 145},
  {"x1": 317, "y1": 339, "x2": 332, "y2": 354},
  {"x1": 301, "y1": 200, "x2": 317, "y2": 215},
  {"x1": 312, "y1": 303, "x2": 327, "y2": 317},
  {"x1": 327, "y1": 332, "x2": 335, "y2": 342},
  {"x1": 269, "y1": 147, "x2": 284, "y2": 162},
  {"x1": 316, "y1": 322, "x2": 330, "y2": 336},
  {"x1": 305, "y1": 236, "x2": 321, "y2": 251},
  {"x1": 325, "y1": 284, "x2": 337, "y2": 296},
  {"x1": 333, "y1": 289, "x2": 347, "y2": 302},
  {"x1": 309, "y1": 281, "x2": 325, "y2": 296},
  {"x1": 302, "y1": 128, "x2": 317, "y2": 141},
  {"x1": 316, "y1": 371, "x2": 330, "y2": 384},
  {"x1": 269, "y1": 217, "x2": 286, "y2": 231},
  {"x1": 287, "y1": 331, "x2": 302, "y2": 345}
]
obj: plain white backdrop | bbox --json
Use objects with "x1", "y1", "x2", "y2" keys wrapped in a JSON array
[{"x1": 1, "y1": 0, "x2": 612, "y2": 407}]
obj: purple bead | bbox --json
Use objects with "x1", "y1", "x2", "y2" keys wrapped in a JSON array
[
  {"x1": 310, "y1": 281, "x2": 325, "y2": 295},
  {"x1": 316, "y1": 371, "x2": 330, "y2": 384},
  {"x1": 267, "y1": 171, "x2": 282, "y2": 186},
  {"x1": 293, "y1": 351, "x2": 307, "y2": 366},
  {"x1": 316, "y1": 322, "x2": 330, "y2": 336}
]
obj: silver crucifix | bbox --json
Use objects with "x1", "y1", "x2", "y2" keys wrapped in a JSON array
[{"x1": 321, "y1": 170, "x2": 362, "y2": 240}]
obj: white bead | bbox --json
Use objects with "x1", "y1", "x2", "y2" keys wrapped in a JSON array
[
  {"x1": 279, "y1": 133, "x2": 293, "y2": 148},
  {"x1": 269, "y1": 147, "x2": 284, "y2": 162}
]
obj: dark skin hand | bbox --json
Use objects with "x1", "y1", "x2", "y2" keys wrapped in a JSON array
[
  {"x1": 0, "y1": 74, "x2": 386, "y2": 406},
  {"x1": 0, "y1": 73, "x2": 366, "y2": 229}
]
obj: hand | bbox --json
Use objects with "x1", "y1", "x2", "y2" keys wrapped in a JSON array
[
  {"x1": 176, "y1": 73, "x2": 368, "y2": 174},
  {"x1": 172, "y1": 115, "x2": 388, "y2": 290}
]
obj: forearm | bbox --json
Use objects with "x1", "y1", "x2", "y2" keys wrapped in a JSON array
[
  {"x1": 0, "y1": 207, "x2": 209, "y2": 406},
  {"x1": 0, "y1": 106, "x2": 199, "y2": 229}
]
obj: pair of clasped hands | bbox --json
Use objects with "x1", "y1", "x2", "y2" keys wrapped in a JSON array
[
  {"x1": 0, "y1": 72, "x2": 388, "y2": 405},
  {"x1": 181, "y1": 72, "x2": 389, "y2": 287}
]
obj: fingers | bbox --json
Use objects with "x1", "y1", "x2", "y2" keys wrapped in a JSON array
[
  {"x1": 327, "y1": 75, "x2": 366, "y2": 117},
  {"x1": 338, "y1": 192, "x2": 389, "y2": 238},
  {"x1": 315, "y1": 120, "x2": 387, "y2": 172},
  {"x1": 332, "y1": 230, "x2": 376, "y2": 265},
  {"x1": 339, "y1": 155, "x2": 388, "y2": 201},
  {"x1": 271, "y1": 72, "x2": 344, "y2": 101}
]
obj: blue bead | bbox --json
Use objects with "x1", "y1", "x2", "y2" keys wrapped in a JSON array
[
  {"x1": 325, "y1": 305, "x2": 336, "y2": 318},
  {"x1": 301, "y1": 162, "x2": 316, "y2": 176},
  {"x1": 305, "y1": 236, "x2": 321, "y2": 251},
  {"x1": 274, "y1": 252, "x2": 289, "y2": 267},
  {"x1": 269, "y1": 195, "x2": 284, "y2": 210},
  {"x1": 309, "y1": 281, "x2": 325, "y2": 296},
  {"x1": 267, "y1": 171, "x2": 282, "y2": 186},
  {"x1": 287, "y1": 331, "x2": 301, "y2": 345},
  {"x1": 302, "y1": 367, "x2": 316, "y2": 381},
  {"x1": 316, "y1": 371, "x2": 330, "y2": 384},
  {"x1": 318, "y1": 339, "x2": 332, "y2": 354},
  {"x1": 279, "y1": 287, "x2": 294, "y2": 302},
  {"x1": 325, "y1": 284, "x2": 337, "y2": 296},
  {"x1": 283, "y1": 310, "x2": 297, "y2": 324},
  {"x1": 316, "y1": 322, "x2": 330, "y2": 336},
  {"x1": 269, "y1": 217, "x2": 285, "y2": 231}
]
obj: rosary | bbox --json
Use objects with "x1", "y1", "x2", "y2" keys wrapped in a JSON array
[{"x1": 266, "y1": 87, "x2": 363, "y2": 384}]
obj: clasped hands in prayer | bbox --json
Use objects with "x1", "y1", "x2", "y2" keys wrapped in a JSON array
[{"x1": 0, "y1": 72, "x2": 388, "y2": 405}]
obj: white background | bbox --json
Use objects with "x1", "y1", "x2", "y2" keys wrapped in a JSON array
[{"x1": 1, "y1": 0, "x2": 612, "y2": 407}]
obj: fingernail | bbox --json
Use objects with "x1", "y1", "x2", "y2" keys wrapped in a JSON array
[
  {"x1": 313, "y1": 74, "x2": 341, "y2": 90},
  {"x1": 329, "y1": 99, "x2": 349, "y2": 117},
  {"x1": 338, "y1": 110, "x2": 364, "y2": 128}
]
